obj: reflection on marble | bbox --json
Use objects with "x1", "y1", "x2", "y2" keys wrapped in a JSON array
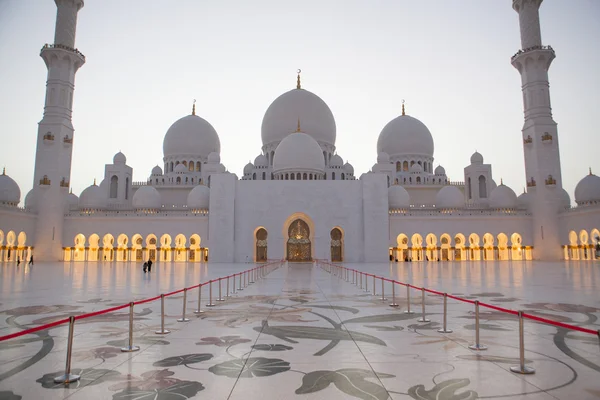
[{"x1": 0, "y1": 260, "x2": 599, "y2": 399}]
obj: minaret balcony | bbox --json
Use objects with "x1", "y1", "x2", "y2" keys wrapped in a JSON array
[
  {"x1": 39, "y1": 175, "x2": 51, "y2": 186},
  {"x1": 541, "y1": 132, "x2": 553, "y2": 143},
  {"x1": 63, "y1": 135, "x2": 73, "y2": 145},
  {"x1": 41, "y1": 43, "x2": 86, "y2": 61},
  {"x1": 545, "y1": 175, "x2": 556, "y2": 187},
  {"x1": 43, "y1": 132, "x2": 55, "y2": 144},
  {"x1": 511, "y1": 45, "x2": 555, "y2": 63},
  {"x1": 523, "y1": 135, "x2": 533, "y2": 145},
  {"x1": 60, "y1": 178, "x2": 70, "y2": 188},
  {"x1": 526, "y1": 178, "x2": 537, "y2": 188}
]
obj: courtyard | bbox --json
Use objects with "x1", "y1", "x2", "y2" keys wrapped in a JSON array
[{"x1": 0, "y1": 260, "x2": 599, "y2": 399}]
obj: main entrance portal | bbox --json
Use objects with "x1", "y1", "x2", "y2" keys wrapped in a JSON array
[{"x1": 287, "y1": 219, "x2": 311, "y2": 262}]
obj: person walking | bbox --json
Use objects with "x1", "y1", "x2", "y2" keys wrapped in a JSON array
[
  {"x1": 147, "y1": 259, "x2": 153, "y2": 272},
  {"x1": 16, "y1": 256, "x2": 20, "y2": 266},
  {"x1": 29, "y1": 255, "x2": 34, "y2": 265},
  {"x1": 143, "y1": 262, "x2": 148, "y2": 273}
]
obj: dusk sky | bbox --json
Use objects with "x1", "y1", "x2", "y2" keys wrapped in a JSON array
[{"x1": 0, "y1": 0, "x2": 599, "y2": 204}]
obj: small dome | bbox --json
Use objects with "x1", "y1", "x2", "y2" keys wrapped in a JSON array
[
  {"x1": 377, "y1": 152, "x2": 390, "y2": 164},
  {"x1": 273, "y1": 132, "x2": 325, "y2": 174},
  {"x1": 388, "y1": 185, "x2": 410, "y2": 209},
  {"x1": 470, "y1": 151, "x2": 484, "y2": 164},
  {"x1": 410, "y1": 163, "x2": 423, "y2": 173},
  {"x1": 66, "y1": 191, "x2": 79, "y2": 211},
  {"x1": 330, "y1": 154, "x2": 343, "y2": 167},
  {"x1": 207, "y1": 152, "x2": 220, "y2": 164},
  {"x1": 24, "y1": 189, "x2": 38, "y2": 211},
  {"x1": 377, "y1": 114, "x2": 434, "y2": 158},
  {"x1": 163, "y1": 114, "x2": 220, "y2": 160},
  {"x1": 559, "y1": 188, "x2": 571, "y2": 209},
  {"x1": 434, "y1": 165, "x2": 446, "y2": 175},
  {"x1": 187, "y1": 184, "x2": 210, "y2": 210},
  {"x1": 132, "y1": 186, "x2": 161, "y2": 210},
  {"x1": 344, "y1": 162, "x2": 354, "y2": 175},
  {"x1": 174, "y1": 163, "x2": 188, "y2": 174},
  {"x1": 489, "y1": 183, "x2": 517, "y2": 209},
  {"x1": 113, "y1": 151, "x2": 126, "y2": 164},
  {"x1": 151, "y1": 165, "x2": 163, "y2": 175},
  {"x1": 79, "y1": 183, "x2": 106, "y2": 210},
  {"x1": 254, "y1": 154, "x2": 268, "y2": 167},
  {"x1": 490, "y1": 179, "x2": 497, "y2": 191},
  {"x1": 574, "y1": 172, "x2": 600, "y2": 205},
  {"x1": 436, "y1": 186, "x2": 464, "y2": 209},
  {"x1": 0, "y1": 170, "x2": 21, "y2": 205},
  {"x1": 244, "y1": 162, "x2": 254, "y2": 175},
  {"x1": 517, "y1": 190, "x2": 531, "y2": 209},
  {"x1": 261, "y1": 88, "x2": 336, "y2": 147}
]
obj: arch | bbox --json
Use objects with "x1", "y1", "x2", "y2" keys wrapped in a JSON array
[
  {"x1": 74, "y1": 233, "x2": 86, "y2": 261},
  {"x1": 330, "y1": 227, "x2": 343, "y2": 262},
  {"x1": 454, "y1": 233, "x2": 466, "y2": 261},
  {"x1": 426, "y1": 233, "x2": 438, "y2": 261},
  {"x1": 341, "y1": 173, "x2": 345, "y2": 180},
  {"x1": 170, "y1": 162, "x2": 174, "y2": 172},
  {"x1": 160, "y1": 234, "x2": 172, "y2": 262},
  {"x1": 102, "y1": 233, "x2": 115, "y2": 261},
  {"x1": 255, "y1": 227, "x2": 268, "y2": 262},
  {"x1": 283, "y1": 213, "x2": 315, "y2": 262},
  {"x1": 116, "y1": 233, "x2": 129, "y2": 261},
  {"x1": 396, "y1": 161, "x2": 401, "y2": 172},
  {"x1": 332, "y1": 172, "x2": 336, "y2": 180},
  {"x1": 468, "y1": 233, "x2": 481, "y2": 260},
  {"x1": 439, "y1": 233, "x2": 452, "y2": 261},
  {"x1": 467, "y1": 177, "x2": 472, "y2": 200},
  {"x1": 253, "y1": 172, "x2": 256, "y2": 180},
  {"x1": 580, "y1": 230, "x2": 590, "y2": 260},
  {"x1": 189, "y1": 161, "x2": 194, "y2": 171},
  {"x1": 411, "y1": 233, "x2": 423, "y2": 261},
  {"x1": 174, "y1": 234, "x2": 187, "y2": 262},
  {"x1": 263, "y1": 172, "x2": 267, "y2": 180},
  {"x1": 478, "y1": 175, "x2": 487, "y2": 198},
  {"x1": 416, "y1": 176, "x2": 421, "y2": 184},
  {"x1": 146, "y1": 234, "x2": 157, "y2": 262},
  {"x1": 483, "y1": 233, "x2": 494, "y2": 260},
  {"x1": 497, "y1": 233, "x2": 509, "y2": 260},
  {"x1": 189, "y1": 234, "x2": 201, "y2": 262},
  {"x1": 88, "y1": 233, "x2": 100, "y2": 261},
  {"x1": 132, "y1": 233, "x2": 143, "y2": 261},
  {"x1": 568, "y1": 230, "x2": 579, "y2": 260},
  {"x1": 297, "y1": 173, "x2": 301, "y2": 180},
  {"x1": 291, "y1": 174, "x2": 295, "y2": 180},
  {"x1": 176, "y1": 176, "x2": 181, "y2": 184},
  {"x1": 395, "y1": 233, "x2": 409, "y2": 262},
  {"x1": 403, "y1": 161, "x2": 409, "y2": 171},
  {"x1": 110, "y1": 176, "x2": 118, "y2": 198},
  {"x1": 303, "y1": 173, "x2": 307, "y2": 180},
  {"x1": 510, "y1": 233, "x2": 523, "y2": 260},
  {"x1": 17, "y1": 232, "x2": 26, "y2": 247},
  {"x1": 125, "y1": 177, "x2": 129, "y2": 199},
  {"x1": 182, "y1": 161, "x2": 187, "y2": 167}
]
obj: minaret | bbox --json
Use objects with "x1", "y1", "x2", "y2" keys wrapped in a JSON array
[
  {"x1": 33, "y1": 0, "x2": 85, "y2": 260},
  {"x1": 512, "y1": 0, "x2": 562, "y2": 260}
]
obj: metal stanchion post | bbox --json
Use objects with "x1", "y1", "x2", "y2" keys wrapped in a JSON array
[
  {"x1": 404, "y1": 285, "x2": 414, "y2": 314},
  {"x1": 121, "y1": 302, "x2": 141, "y2": 352},
  {"x1": 157, "y1": 294, "x2": 172, "y2": 332},
  {"x1": 206, "y1": 280, "x2": 216, "y2": 307},
  {"x1": 510, "y1": 311, "x2": 535, "y2": 374},
  {"x1": 389, "y1": 282, "x2": 399, "y2": 307},
  {"x1": 372, "y1": 275, "x2": 376, "y2": 296},
  {"x1": 360, "y1": 272, "x2": 363, "y2": 289},
  {"x1": 418, "y1": 288, "x2": 430, "y2": 322},
  {"x1": 177, "y1": 288, "x2": 191, "y2": 322},
  {"x1": 244, "y1": 270, "x2": 248, "y2": 288},
  {"x1": 380, "y1": 278, "x2": 387, "y2": 301},
  {"x1": 437, "y1": 293, "x2": 453, "y2": 333},
  {"x1": 352, "y1": 270, "x2": 355, "y2": 285},
  {"x1": 53, "y1": 316, "x2": 81, "y2": 384},
  {"x1": 194, "y1": 285, "x2": 204, "y2": 314},
  {"x1": 469, "y1": 301, "x2": 487, "y2": 350},
  {"x1": 238, "y1": 273, "x2": 243, "y2": 291},
  {"x1": 250, "y1": 269, "x2": 255, "y2": 284},
  {"x1": 217, "y1": 278, "x2": 225, "y2": 301},
  {"x1": 365, "y1": 274, "x2": 370, "y2": 292}
]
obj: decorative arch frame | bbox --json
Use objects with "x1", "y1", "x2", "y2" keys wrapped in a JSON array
[
  {"x1": 146, "y1": 234, "x2": 158, "y2": 262},
  {"x1": 330, "y1": 226, "x2": 344, "y2": 262},
  {"x1": 468, "y1": 233, "x2": 481, "y2": 261},
  {"x1": 88, "y1": 233, "x2": 100, "y2": 261},
  {"x1": 116, "y1": 233, "x2": 129, "y2": 261},
  {"x1": 411, "y1": 233, "x2": 423, "y2": 261},
  {"x1": 282, "y1": 212, "x2": 315, "y2": 262},
  {"x1": 510, "y1": 232, "x2": 523, "y2": 260},
  {"x1": 497, "y1": 233, "x2": 509, "y2": 260},
  {"x1": 425, "y1": 233, "x2": 438, "y2": 261},
  {"x1": 254, "y1": 226, "x2": 268, "y2": 263}
]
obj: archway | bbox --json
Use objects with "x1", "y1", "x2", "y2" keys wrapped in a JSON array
[
  {"x1": 454, "y1": 234, "x2": 466, "y2": 261},
  {"x1": 175, "y1": 234, "x2": 187, "y2": 262},
  {"x1": 5, "y1": 231, "x2": 15, "y2": 261},
  {"x1": 469, "y1": 233, "x2": 481, "y2": 261},
  {"x1": 286, "y1": 219, "x2": 311, "y2": 262},
  {"x1": 440, "y1": 234, "x2": 451, "y2": 261},
  {"x1": 74, "y1": 234, "x2": 86, "y2": 261},
  {"x1": 132, "y1": 234, "x2": 143, "y2": 261},
  {"x1": 592, "y1": 229, "x2": 600, "y2": 260},
  {"x1": 426, "y1": 233, "x2": 438, "y2": 261},
  {"x1": 483, "y1": 233, "x2": 494, "y2": 261},
  {"x1": 510, "y1": 233, "x2": 523, "y2": 260},
  {"x1": 255, "y1": 228, "x2": 268, "y2": 262},
  {"x1": 146, "y1": 234, "x2": 157, "y2": 262},
  {"x1": 497, "y1": 233, "x2": 509, "y2": 260},
  {"x1": 117, "y1": 234, "x2": 129, "y2": 261},
  {"x1": 411, "y1": 234, "x2": 423, "y2": 261},
  {"x1": 330, "y1": 227, "x2": 343, "y2": 262},
  {"x1": 190, "y1": 234, "x2": 201, "y2": 262},
  {"x1": 568, "y1": 231, "x2": 579, "y2": 260},
  {"x1": 0, "y1": 230, "x2": 3, "y2": 261},
  {"x1": 160, "y1": 234, "x2": 172, "y2": 262},
  {"x1": 89, "y1": 234, "x2": 100, "y2": 261},
  {"x1": 17, "y1": 232, "x2": 27, "y2": 261},
  {"x1": 396, "y1": 234, "x2": 409, "y2": 262},
  {"x1": 579, "y1": 230, "x2": 590, "y2": 260},
  {"x1": 102, "y1": 234, "x2": 114, "y2": 262}
]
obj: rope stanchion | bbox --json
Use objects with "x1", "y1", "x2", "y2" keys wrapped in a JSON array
[
  {"x1": 206, "y1": 280, "x2": 215, "y2": 307},
  {"x1": 238, "y1": 272, "x2": 244, "y2": 291},
  {"x1": 217, "y1": 278, "x2": 224, "y2": 301},
  {"x1": 404, "y1": 285, "x2": 414, "y2": 314},
  {"x1": 249, "y1": 268, "x2": 255, "y2": 284},
  {"x1": 244, "y1": 270, "x2": 248, "y2": 288},
  {"x1": 389, "y1": 282, "x2": 399, "y2": 307},
  {"x1": 359, "y1": 272, "x2": 363, "y2": 290},
  {"x1": 437, "y1": 293, "x2": 452, "y2": 333},
  {"x1": 194, "y1": 284, "x2": 204, "y2": 314},
  {"x1": 468, "y1": 300, "x2": 487, "y2": 351},
  {"x1": 155, "y1": 294, "x2": 171, "y2": 334},
  {"x1": 418, "y1": 287, "x2": 430, "y2": 322},
  {"x1": 372, "y1": 275, "x2": 377, "y2": 297},
  {"x1": 226, "y1": 275, "x2": 231, "y2": 298},
  {"x1": 510, "y1": 311, "x2": 535, "y2": 374},
  {"x1": 364, "y1": 273, "x2": 369, "y2": 293},
  {"x1": 121, "y1": 302, "x2": 140, "y2": 352},
  {"x1": 53, "y1": 316, "x2": 80, "y2": 384},
  {"x1": 177, "y1": 288, "x2": 190, "y2": 322},
  {"x1": 380, "y1": 277, "x2": 387, "y2": 301}
]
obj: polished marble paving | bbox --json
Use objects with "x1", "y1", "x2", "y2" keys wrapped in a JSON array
[{"x1": 0, "y1": 260, "x2": 599, "y2": 399}]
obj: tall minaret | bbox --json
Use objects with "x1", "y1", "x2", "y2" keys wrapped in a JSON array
[
  {"x1": 512, "y1": 0, "x2": 562, "y2": 260},
  {"x1": 32, "y1": 0, "x2": 85, "y2": 260}
]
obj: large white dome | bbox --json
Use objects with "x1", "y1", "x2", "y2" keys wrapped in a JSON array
[
  {"x1": 517, "y1": 190, "x2": 531, "y2": 210},
  {"x1": 389, "y1": 185, "x2": 410, "y2": 209},
  {"x1": 261, "y1": 88, "x2": 336, "y2": 147},
  {"x1": 65, "y1": 191, "x2": 79, "y2": 212},
  {"x1": 273, "y1": 132, "x2": 325, "y2": 174},
  {"x1": 163, "y1": 114, "x2": 220, "y2": 160},
  {"x1": 79, "y1": 183, "x2": 106, "y2": 210},
  {"x1": 132, "y1": 186, "x2": 161, "y2": 210},
  {"x1": 187, "y1": 185, "x2": 210, "y2": 210},
  {"x1": 489, "y1": 183, "x2": 518, "y2": 209},
  {"x1": 0, "y1": 170, "x2": 21, "y2": 205},
  {"x1": 24, "y1": 189, "x2": 38, "y2": 211},
  {"x1": 574, "y1": 172, "x2": 600, "y2": 205},
  {"x1": 436, "y1": 186, "x2": 464, "y2": 209},
  {"x1": 377, "y1": 114, "x2": 434, "y2": 158}
]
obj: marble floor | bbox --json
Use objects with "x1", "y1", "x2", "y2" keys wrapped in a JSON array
[{"x1": 0, "y1": 260, "x2": 599, "y2": 399}]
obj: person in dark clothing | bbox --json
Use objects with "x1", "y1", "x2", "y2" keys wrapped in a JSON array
[
  {"x1": 147, "y1": 259, "x2": 153, "y2": 272},
  {"x1": 29, "y1": 255, "x2": 34, "y2": 265},
  {"x1": 16, "y1": 256, "x2": 20, "y2": 266},
  {"x1": 143, "y1": 262, "x2": 147, "y2": 273}
]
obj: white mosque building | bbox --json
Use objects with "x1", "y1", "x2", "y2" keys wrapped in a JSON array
[{"x1": 0, "y1": 0, "x2": 599, "y2": 264}]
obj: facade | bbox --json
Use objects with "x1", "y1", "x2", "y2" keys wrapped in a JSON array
[{"x1": 1, "y1": 0, "x2": 600, "y2": 264}]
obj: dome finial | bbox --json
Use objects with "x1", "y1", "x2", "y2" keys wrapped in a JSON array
[
  {"x1": 402, "y1": 99, "x2": 405, "y2": 116},
  {"x1": 296, "y1": 117, "x2": 302, "y2": 132},
  {"x1": 501, "y1": 178, "x2": 504, "y2": 185},
  {"x1": 296, "y1": 69, "x2": 302, "y2": 89},
  {"x1": 93, "y1": 178, "x2": 96, "y2": 186},
  {"x1": 1, "y1": 167, "x2": 5, "y2": 175},
  {"x1": 192, "y1": 99, "x2": 196, "y2": 116},
  {"x1": 590, "y1": 167, "x2": 593, "y2": 175}
]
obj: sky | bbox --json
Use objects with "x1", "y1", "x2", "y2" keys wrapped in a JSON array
[{"x1": 0, "y1": 0, "x2": 599, "y2": 205}]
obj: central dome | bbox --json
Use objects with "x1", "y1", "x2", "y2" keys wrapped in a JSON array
[
  {"x1": 272, "y1": 132, "x2": 325, "y2": 174},
  {"x1": 377, "y1": 114, "x2": 434, "y2": 158},
  {"x1": 163, "y1": 114, "x2": 220, "y2": 160},
  {"x1": 261, "y1": 88, "x2": 336, "y2": 147}
]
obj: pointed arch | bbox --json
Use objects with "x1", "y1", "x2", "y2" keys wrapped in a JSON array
[
  {"x1": 102, "y1": 233, "x2": 115, "y2": 261},
  {"x1": 160, "y1": 234, "x2": 172, "y2": 262},
  {"x1": 189, "y1": 234, "x2": 201, "y2": 262},
  {"x1": 425, "y1": 233, "x2": 438, "y2": 261},
  {"x1": 510, "y1": 233, "x2": 523, "y2": 260},
  {"x1": 175, "y1": 234, "x2": 187, "y2": 262},
  {"x1": 88, "y1": 233, "x2": 100, "y2": 261},
  {"x1": 254, "y1": 227, "x2": 268, "y2": 262},
  {"x1": 497, "y1": 233, "x2": 509, "y2": 260},
  {"x1": 146, "y1": 234, "x2": 157, "y2": 262},
  {"x1": 132, "y1": 233, "x2": 144, "y2": 261},
  {"x1": 411, "y1": 233, "x2": 423, "y2": 261},
  {"x1": 74, "y1": 233, "x2": 86, "y2": 261},
  {"x1": 483, "y1": 233, "x2": 494, "y2": 261},
  {"x1": 454, "y1": 233, "x2": 466, "y2": 261},
  {"x1": 330, "y1": 227, "x2": 343, "y2": 262},
  {"x1": 468, "y1": 233, "x2": 481, "y2": 260},
  {"x1": 117, "y1": 233, "x2": 129, "y2": 261},
  {"x1": 283, "y1": 212, "x2": 315, "y2": 262},
  {"x1": 439, "y1": 233, "x2": 452, "y2": 261}
]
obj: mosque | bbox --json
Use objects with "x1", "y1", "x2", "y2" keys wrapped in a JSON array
[{"x1": 0, "y1": 0, "x2": 599, "y2": 264}]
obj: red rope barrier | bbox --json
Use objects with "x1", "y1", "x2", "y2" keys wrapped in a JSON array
[
  {"x1": 134, "y1": 295, "x2": 162, "y2": 306},
  {"x1": 522, "y1": 312, "x2": 599, "y2": 335},
  {"x1": 0, "y1": 317, "x2": 70, "y2": 342},
  {"x1": 75, "y1": 303, "x2": 130, "y2": 320},
  {"x1": 478, "y1": 302, "x2": 519, "y2": 316}
]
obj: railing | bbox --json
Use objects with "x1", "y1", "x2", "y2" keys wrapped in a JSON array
[
  {"x1": 511, "y1": 45, "x2": 554, "y2": 62},
  {"x1": 0, "y1": 260, "x2": 284, "y2": 384},
  {"x1": 317, "y1": 260, "x2": 599, "y2": 376},
  {"x1": 41, "y1": 43, "x2": 86, "y2": 60},
  {"x1": 66, "y1": 209, "x2": 208, "y2": 217}
]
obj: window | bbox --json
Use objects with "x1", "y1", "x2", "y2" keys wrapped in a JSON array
[
  {"x1": 403, "y1": 161, "x2": 409, "y2": 171},
  {"x1": 478, "y1": 175, "x2": 487, "y2": 198},
  {"x1": 262, "y1": 172, "x2": 266, "y2": 180},
  {"x1": 332, "y1": 172, "x2": 336, "y2": 180},
  {"x1": 291, "y1": 174, "x2": 295, "y2": 180},
  {"x1": 189, "y1": 161, "x2": 194, "y2": 171},
  {"x1": 396, "y1": 161, "x2": 401, "y2": 172},
  {"x1": 416, "y1": 177, "x2": 421, "y2": 183},
  {"x1": 110, "y1": 175, "x2": 118, "y2": 198},
  {"x1": 253, "y1": 173, "x2": 256, "y2": 180},
  {"x1": 176, "y1": 177, "x2": 181, "y2": 184},
  {"x1": 296, "y1": 173, "x2": 300, "y2": 180},
  {"x1": 285, "y1": 173, "x2": 289, "y2": 180},
  {"x1": 468, "y1": 177, "x2": 472, "y2": 199},
  {"x1": 196, "y1": 161, "x2": 201, "y2": 171},
  {"x1": 341, "y1": 173, "x2": 345, "y2": 180},
  {"x1": 125, "y1": 177, "x2": 129, "y2": 199},
  {"x1": 303, "y1": 173, "x2": 307, "y2": 180},
  {"x1": 170, "y1": 162, "x2": 173, "y2": 172}
]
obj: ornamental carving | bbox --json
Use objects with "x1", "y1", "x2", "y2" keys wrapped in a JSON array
[
  {"x1": 60, "y1": 178, "x2": 69, "y2": 188},
  {"x1": 545, "y1": 175, "x2": 556, "y2": 185},
  {"x1": 256, "y1": 240, "x2": 267, "y2": 247},
  {"x1": 523, "y1": 135, "x2": 532, "y2": 144},
  {"x1": 39, "y1": 175, "x2": 51, "y2": 185},
  {"x1": 63, "y1": 135, "x2": 73, "y2": 144},
  {"x1": 527, "y1": 177, "x2": 536, "y2": 187},
  {"x1": 541, "y1": 132, "x2": 552, "y2": 142},
  {"x1": 287, "y1": 219, "x2": 311, "y2": 262},
  {"x1": 43, "y1": 132, "x2": 55, "y2": 141}
]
